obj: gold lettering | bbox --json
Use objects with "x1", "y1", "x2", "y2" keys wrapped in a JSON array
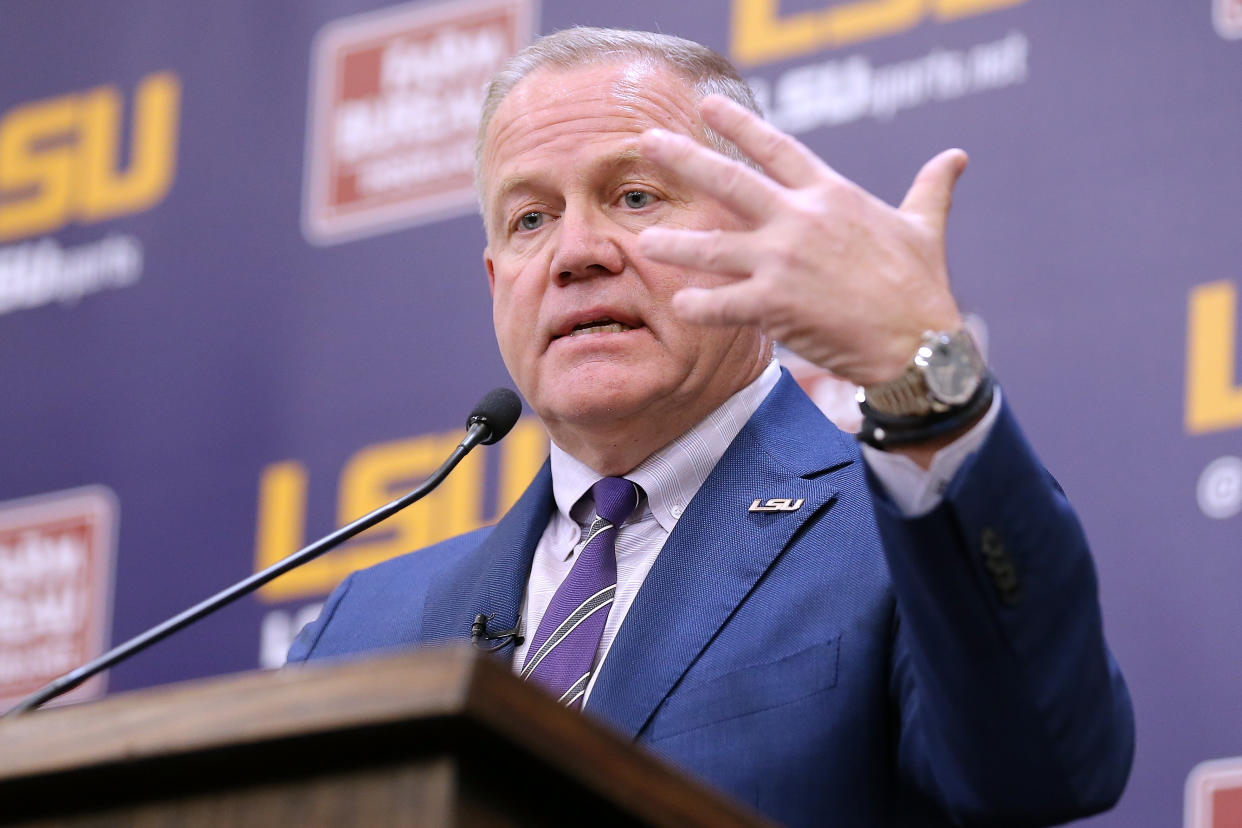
[
  {"x1": 78, "y1": 72, "x2": 180, "y2": 221},
  {"x1": 253, "y1": 461, "x2": 318, "y2": 599},
  {"x1": 933, "y1": 0, "x2": 1026, "y2": 21},
  {"x1": 731, "y1": 0, "x2": 1029, "y2": 65},
  {"x1": 336, "y1": 431, "x2": 485, "y2": 572},
  {"x1": 254, "y1": 419, "x2": 548, "y2": 602},
  {"x1": 829, "y1": 0, "x2": 923, "y2": 48},
  {"x1": 1186, "y1": 280, "x2": 1242, "y2": 434},
  {"x1": 0, "y1": 94, "x2": 78, "y2": 241},
  {"x1": 733, "y1": 0, "x2": 832, "y2": 67},
  {"x1": 0, "y1": 71, "x2": 179, "y2": 242}
]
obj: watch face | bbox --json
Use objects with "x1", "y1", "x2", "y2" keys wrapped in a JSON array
[{"x1": 922, "y1": 334, "x2": 983, "y2": 405}]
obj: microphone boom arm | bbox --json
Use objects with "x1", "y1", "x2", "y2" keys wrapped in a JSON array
[{"x1": 4, "y1": 418, "x2": 498, "y2": 718}]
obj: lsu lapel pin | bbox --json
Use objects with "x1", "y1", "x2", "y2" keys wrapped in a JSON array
[{"x1": 748, "y1": 498, "x2": 805, "y2": 513}]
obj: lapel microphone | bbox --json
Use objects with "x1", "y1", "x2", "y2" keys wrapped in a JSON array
[
  {"x1": 5, "y1": 388, "x2": 524, "y2": 717},
  {"x1": 471, "y1": 613, "x2": 525, "y2": 653}
]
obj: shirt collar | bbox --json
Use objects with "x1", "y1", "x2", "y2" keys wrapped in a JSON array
[{"x1": 549, "y1": 359, "x2": 782, "y2": 534}]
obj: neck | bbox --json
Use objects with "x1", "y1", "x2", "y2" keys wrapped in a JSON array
[
  {"x1": 545, "y1": 360, "x2": 773, "y2": 477},
  {"x1": 548, "y1": 420, "x2": 682, "y2": 477}
]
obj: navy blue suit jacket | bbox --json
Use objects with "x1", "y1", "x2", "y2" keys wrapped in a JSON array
[{"x1": 288, "y1": 373, "x2": 1133, "y2": 826}]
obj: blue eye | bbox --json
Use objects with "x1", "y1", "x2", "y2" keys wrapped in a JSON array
[
  {"x1": 517, "y1": 211, "x2": 544, "y2": 231},
  {"x1": 622, "y1": 191, "x2": 651, "y2": 209}
]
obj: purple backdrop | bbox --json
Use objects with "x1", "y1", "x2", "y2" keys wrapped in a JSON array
[{"x1": 2, "y1": 1, "x2": 1240, "y2": 825}]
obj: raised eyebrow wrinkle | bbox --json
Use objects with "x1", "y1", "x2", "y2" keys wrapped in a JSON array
[
  {"x1": 497, "y1": 148, "x2": 652, "y2": 197},
  {"x1": 493, "y1": 148, "x2": 656, "y2": 217},
  {"x1": 610, "y1": 147, "x2": 645, "y2": 165},
  {"x1": 495, "y1": 175, "x2": 533, "y2": 204}
]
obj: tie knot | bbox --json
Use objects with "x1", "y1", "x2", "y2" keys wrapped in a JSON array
[{"x1": 590, "y1": 477, "x2": 641, "y2": 526}]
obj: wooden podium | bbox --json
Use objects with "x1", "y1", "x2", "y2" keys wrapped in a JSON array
[{"x1": 0, "y1": 647, "x2": 768, "y2": 826}]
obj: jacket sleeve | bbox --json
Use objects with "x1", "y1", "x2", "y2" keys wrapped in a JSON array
[{"x1": 869, "y1": 398, "x2": 1135, "y2": 825}]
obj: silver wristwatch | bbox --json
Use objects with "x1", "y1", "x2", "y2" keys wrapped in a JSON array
[{"x1": 858, "y1": 329, "x2": 988, "y2": 420}]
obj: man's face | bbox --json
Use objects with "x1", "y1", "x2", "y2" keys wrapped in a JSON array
[{"x1": 480, "y1": 60, "x2": 768, "y2": 465}]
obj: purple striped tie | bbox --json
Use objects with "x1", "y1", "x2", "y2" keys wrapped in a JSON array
[{"x1": 521, "y1": 476, "x2": 641, "y2": 708}]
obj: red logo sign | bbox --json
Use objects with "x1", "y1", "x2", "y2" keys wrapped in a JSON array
[
  {"x1": 303, "y1": 0, "x2": 534, "y2": 244},
  {"x1": 1187, "y1": 757, "x2": 1242, "y2": 828},
  {"x1": 0, "y1": 487, "x2": 117, "y2": 708},
  {"x1": 1218, "y1": 0, "x2": 1242, "y2": 38}
]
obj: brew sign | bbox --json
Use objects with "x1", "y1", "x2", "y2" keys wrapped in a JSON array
[
  {"x1": 303, "y1": 0, "x2": 533, "y2": 244},
  {"x1": 0, "y1": 487, "x2": 117, "y2": 708}
]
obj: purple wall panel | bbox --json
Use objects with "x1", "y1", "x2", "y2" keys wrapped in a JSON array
[{"x1": 2, "y1": 1, "x2": 1239, "y2": 825}]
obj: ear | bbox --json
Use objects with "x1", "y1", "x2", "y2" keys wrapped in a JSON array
[{"x1": 483, "y1": 248, "x2": 496, "y2": 297}]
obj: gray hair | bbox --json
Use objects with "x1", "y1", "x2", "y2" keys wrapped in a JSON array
[{"x1": 474, "y1": 27, "x2": 761, "y2": 196}]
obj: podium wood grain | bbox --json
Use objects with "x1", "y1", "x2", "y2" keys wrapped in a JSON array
[{"x1": 0, "y1": 647, "x2": 770, "y2": 827}]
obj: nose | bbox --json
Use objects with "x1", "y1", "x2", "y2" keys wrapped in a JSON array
[{"x1": 548, "y1": 207, "x2": 625, "y2": 284}]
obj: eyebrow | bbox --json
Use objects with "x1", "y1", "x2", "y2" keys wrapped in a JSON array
[{"x1": 492, "y1": 147, "x2": 650, "y2": 207}]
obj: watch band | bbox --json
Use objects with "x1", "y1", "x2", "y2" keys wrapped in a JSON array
[
  {"x1": 855, "y1": 327, "x2": 992, "y2": 448},
  {"x1": 857, "y1": 374, "x2": 994, "y2": 448}
]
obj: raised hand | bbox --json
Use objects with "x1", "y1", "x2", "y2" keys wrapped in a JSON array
[{"x1": 638, "y1": 94, "x2": 969, "y2": 387}]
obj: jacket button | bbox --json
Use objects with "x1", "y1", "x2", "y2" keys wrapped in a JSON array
[{"x1": 981, "y1": 528, "x2": 1022, "y2": 606}]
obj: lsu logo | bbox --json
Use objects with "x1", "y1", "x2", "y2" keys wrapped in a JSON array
[
  {"x1": 732, "y1": 0, "x2": 1029, "y2": 65},
  {"x1": 254, "y1": 418, "x2": 547, "y2": 601},
  {"x1": 748, "y1": 497, "x2": 805, "y2": 512},
  {"x1": 0, "y1": 72, "x2": 180, "y2": 243},
  {"x1": 1186, "y1": 280, "x2": 1242, "y2": 434}
]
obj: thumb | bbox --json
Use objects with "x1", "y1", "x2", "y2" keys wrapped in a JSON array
[{"x1": 899, "y1": 148, "x2": 969, "y2": 234}]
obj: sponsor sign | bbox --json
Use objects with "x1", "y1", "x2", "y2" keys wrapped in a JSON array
[
  {"x1": 1217, "y1": 0, "x2": 1242, "y2": 38},
  {"x1": 303, "y1": 0, "x2": 534, "y2": 244},
  {"x1": 0, "y1": 487, "x2": 117, "y2": 708},
  {"x1": 1187, "y1": 757, "x2": 1242, "y2": 828}
]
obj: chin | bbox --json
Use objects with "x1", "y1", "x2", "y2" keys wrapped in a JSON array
[
  {"x1": 533, "y1": 380, "x2": 668, "y2": 429},
  {"x1": 544, "y1": 392, "x2": 643, "y2": 425}
]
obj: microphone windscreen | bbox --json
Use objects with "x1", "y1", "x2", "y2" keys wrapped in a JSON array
[{"x1": 468, "y1": 388, "x2": 522, "y2": 444}]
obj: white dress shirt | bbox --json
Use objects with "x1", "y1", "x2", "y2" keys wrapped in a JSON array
[{"x1": 511, "y1": 360, "x2": 1001, "y2": 701}]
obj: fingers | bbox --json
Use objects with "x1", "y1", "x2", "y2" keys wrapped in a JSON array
[
  {"x1": 899, "y1": 148, "x2": 969, "y2": 234},
  {"x1": 671, "y1": 283, "x2": 761, "y2": 327},
  {"x1": 639, "y1": 128, "x2": 783, "y2": 222},
  {"x1": 638, "y1": 227, "x2": 757, "y2": 277},
  {"x1": 698, "y1": 95, "x2": 833, "y2": 189}
]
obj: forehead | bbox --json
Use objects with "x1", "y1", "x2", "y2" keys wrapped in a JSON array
[{"x1": 480, "y1": 60, "x2": 703, "y2": 200}]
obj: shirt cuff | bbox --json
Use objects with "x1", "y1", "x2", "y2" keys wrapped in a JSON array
[{"x1": 859, "y1": 388, "x2": 1004, "y2": 518}]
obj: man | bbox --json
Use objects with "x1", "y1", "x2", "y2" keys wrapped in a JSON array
[{"x1": 289, "y1": 28, "x2": 1133, "y2": 826}]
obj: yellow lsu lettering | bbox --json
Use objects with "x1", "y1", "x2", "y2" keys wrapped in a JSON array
[
  {"x1": 1186, "y1": 280, "x2": 1242, "y2": 434},
  {"x1": 732, "y1": 0, "x2": 1028, "y2": 65},
  {"x1": 253, "y1": 418, "x2": 549, "y2": 602},
  {"x1": 0, "y1": 71, "x2": 180, "y2": 243}
]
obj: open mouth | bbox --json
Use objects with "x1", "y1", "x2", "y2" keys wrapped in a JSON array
[{"x1": 568, "y1": 318, "x2": 634, "y2": 337}]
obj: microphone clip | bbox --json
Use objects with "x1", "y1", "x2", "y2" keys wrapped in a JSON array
[{"x1": 470, "y1": 613, "x2": 524, "y2": 653}]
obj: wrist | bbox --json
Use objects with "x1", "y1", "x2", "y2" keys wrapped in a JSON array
[
  {"x1": 857, "y1": 375, "x2": 993, "y2": 450},
  {"x1": 856, "y1": 328, "x2": 991, "y2": 450}
]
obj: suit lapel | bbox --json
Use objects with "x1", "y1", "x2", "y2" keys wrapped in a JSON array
[
  {"x1": 420, "y1": 461, "x2": 553, "y2": 664},
  {"x1": 586, "y1": 372, "x2": 858, "y2": 739}
]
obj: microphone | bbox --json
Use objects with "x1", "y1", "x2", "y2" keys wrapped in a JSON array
[
  {"x1": 4, "y1": 388, "x2": 524, "y2": 717},
  {"x1": 471, "y1": 613, "x2": 524, "y2": 653},
  {"x1": 467, "y1": 387, "x2": 522, "y2": 445}
]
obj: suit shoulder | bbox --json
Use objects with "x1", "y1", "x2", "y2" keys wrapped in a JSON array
[
  {"x1": 349, "y1": 525, "x2": 495, "y2": 587},
  {"x1": 288, "y1": 526, "x2": 496, "y2": 662}
]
